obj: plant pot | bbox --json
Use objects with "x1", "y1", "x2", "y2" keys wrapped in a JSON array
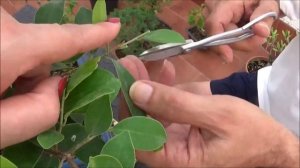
[
  {"x1": 246, "y1": 56, "x2": 269, "y2": 73},
  {"x1": 187, "y1": 26, "x2": 206, "y2": 41}
]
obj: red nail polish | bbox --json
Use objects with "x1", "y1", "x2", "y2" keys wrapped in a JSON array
[
  {"x1": 107, "y1": 17, "x2": 120, "y2": 23},
  {"x1": 58, "y1": 77, "x2": 68, "y2": 98}
]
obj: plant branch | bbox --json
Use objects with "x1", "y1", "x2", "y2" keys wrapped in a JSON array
[
  {"x1": 116, "y1": 30, "x2": 151, "y2": 50},
  {"x1": 58, "y1": 90, "x2": 66, "y2": 133},
  {"x1": 68, "y1": 135, "x2": 96, "y2": 154},
  {"x1": 66, "y1": 154, "x2": 79, "y2": 168},
  {"x1": 58, "y1": 157, "x2": 66, "y2": 168}
]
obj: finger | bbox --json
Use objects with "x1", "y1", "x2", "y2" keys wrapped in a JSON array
[
  {"x1": 188, "y1": 126, "x2": 203, "y2": 166},
  {"x1": 129, "y1": 81, "x2": 237, "y2": 133},
  {"x1": 205, "y1": 1, "x2": 244, "y2": 62},
  {"x1": 175, "y1": 82, "x2": 212, "y2": 95},
  {"x1": 157, "y1": 59, "x2": 176, "y2": 86},
  {"x1": 250, "y1": 0, "x2": 279, "y2": 38},
  {"x1": 119, "y1": 55, "x2": 150, "y2": 80},
  {"x1": 0, "y1": 77, "x2": 61, "y2": 148},
  {"x1": 223, "y1": 23, "x2": 266, "y2": 52},
  {"x1": 14, "y1": 65, "x2": 51, "y2": 94},
  {"x1": 21, "y1": 21, "x2": 120, "y2": 65}
]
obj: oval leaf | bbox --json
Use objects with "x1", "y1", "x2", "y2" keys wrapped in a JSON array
[
  {"x1": 0, "y1": 156, "x2": 17, "y2": 168},
  {"x1": 112, "y1": 60, "x2": 145, "y2": 116},
  {"x1": 37, "y1": 130, "x2": 64, "y2": 149},
  {"x1": 76, "y1": 137, "x2": 105, "y2": 164},
  {"x1": 85, "y1": 95, "x2": 112, "y2": 136},
  {"x1": 101, "y1": 131, "x2": 135, "y2": 168},
  {"x1": 88, "y1": 155, "x2": 123, "y2": 168},
  {"x1": 59, "y1": 124, "x2": 88, "y2": 151},
  {"x1": 34, "y1": 151, "x2": 59, "y2": 168},
  {"x1": 92, "y1": 0, "x2": 107, "y2": 24},
  {"x1": 75, "y1": 7, "x2": 92, "y2": 24},
  {"x1": 64, "y1": 68, "x2": 120, "y2": 115},
  {"x1": 112, "y1": 116, "x2": 167, "y2": 151},
  {"x1": 143, "y1": 29, "x2": 185, "y2": 44},
  {"x1": 3, "y1": 141, "x2": 43, "y2": 167},
  {"x1": 66, "y1": 57, "x2": 100, "y2": 97},
  {"x1": 34, "y1": 0, "x2": 65, "y2": 24}
]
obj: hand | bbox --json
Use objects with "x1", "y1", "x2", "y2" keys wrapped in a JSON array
[
  {"x1": 118, "y1": 55, "x2": 176, "y2": 120},
  {"x1": 128, "y1": 81, "x2": 299, "y2": 167},
  {"x1": 204, "y1": 0, "x2": 280, "y2": 62},
  {"x1": 0, "y1": 8, "x2": 120, "y2": 148}
]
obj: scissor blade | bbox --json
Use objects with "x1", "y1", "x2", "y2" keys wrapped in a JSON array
[{"x1": 139, "y1": 46, "x2": 184, "y2": 61}]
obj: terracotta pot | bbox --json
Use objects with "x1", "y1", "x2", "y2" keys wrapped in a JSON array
[{"x1": 245, "y1": 56, "x2": 269, "y2": 73}]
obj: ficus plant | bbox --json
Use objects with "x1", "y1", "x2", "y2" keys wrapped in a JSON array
[{"x1": 0, "y1": 0, "x2": 185, "y2": 168}]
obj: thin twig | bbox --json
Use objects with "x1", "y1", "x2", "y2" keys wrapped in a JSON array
[
  {"x1": 68, "y1": 136, "x2": 96, "y2": 154},
  {"x1": 58, "y1": 90, "x2": 66, "y2": 133},
  {"x1": 116, "y1": 30, "x2": 151, "y2": 50},
  {"x1": 58, "y1": 157, "x2": 66, "y2": 168}
]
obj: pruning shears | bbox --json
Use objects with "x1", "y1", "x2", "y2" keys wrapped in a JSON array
[{"x1": 139, "y1": 12, "x2": 277, "y2": 61}]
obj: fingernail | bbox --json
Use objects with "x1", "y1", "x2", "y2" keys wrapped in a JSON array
[
  {"x1": 58, "y1": 76, "x2": 68, "y2": 98},
  {"x1": 260, "y1": 23, "x2": 270, "y2": 32},
  {"x1": 129, "y1": 81, "x2": 153, "y2": 104},
  {"x1": 107, "y1": 17, "x2": 120, "y2": 23}
]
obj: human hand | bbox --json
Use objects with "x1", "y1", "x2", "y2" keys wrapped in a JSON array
[
  {"x1": 128, "y1": 81, "x2": 299, "y2": 167},
  {"x1": 118, "y1": 55, "x2": 176, "y2": 120},
  {"x1": 204, "y1": 0, "x2": 280, "y2": 62},
  {"x1": 0, "y1": 8, "x2": 120, "y2": 148}
]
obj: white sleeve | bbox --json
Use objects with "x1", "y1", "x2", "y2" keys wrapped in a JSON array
[
  {"x1": 280, "y1": 0, "x2": 300, "y2": 19},
  {"x1": 257, "y1": 66, "x2": 272, "y2": 114}
]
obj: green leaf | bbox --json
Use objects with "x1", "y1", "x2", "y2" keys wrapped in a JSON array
[
  {"x1": 34, "y1": 151, "x2": 59, "y2": 168},
  {"x1": 112, "y1": 116, "x2": 166, "y2": 151},
  {"x1": 3, "y1": 141, "x2": 43, "y2": 167},
  {"x1": 92, "y1": 0, "x2": 107, "y2": 24},
  {"x1": 64, "y1": 68, "x2": 120, "y2": 115},
  {"x1": 37, "y1": 129, "x2": 64, "y2": 149},
  {"x1": 34, "y1": 0, "x2": 65, "y2": 24},
  {"x1": 70, "y1": 113, "x2": 85, "y2": 124},
  {"x1": 112, "y1": 60, "x2": 145, "y2": 116},
  {"x1": 85, "y1": 95, "x2": 112, "y2": 136},
  {"x1": 51, "y1": 62, "x2": 69, "y2": 71},
  {"x1": 66, "y1": 57, "x2": 100, "y2": 97},
  {"x1": 143, "y1": 29, "x2": 185, "y2": 44},
  {"x1": 76, "y1": 136, "x2": 105, "y2": 164},
  {"x1": 59, "y1": 123, "x2": 88, "y2": 151},
  {"x1": 88, "y1": 155, "x2": 123, "y2": 168},
  {"x1": 0, "y1": 156, "x2": 17, "y2": 168},
  {"x1": 101, "y1": 131, "x2": 135, "y2": 168},
  {"x1": 75, "y1": 7, "x2": 92, "y2": 24}
]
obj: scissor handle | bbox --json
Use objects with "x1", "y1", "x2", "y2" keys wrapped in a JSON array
[{"x1": 182, "y1": 12, "x2": 278, "y2": 51}]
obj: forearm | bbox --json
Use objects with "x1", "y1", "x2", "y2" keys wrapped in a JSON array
[
  {"x1": 272, "y1": 130, "x2": 299, "y2": 167},
  {"x1": 279, "y1": 133, "x2": 299, "y2": 167}
]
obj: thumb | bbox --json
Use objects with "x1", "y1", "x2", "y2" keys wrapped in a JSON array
[
  {"x1": 0, "y1": 77, "x2": 61, "y2": 148},
  {"x1": 250, "y1": 0, "x2": 279, "y2": 38},
  {"x1": 129, "y1": 81, "x2": 237, "y2": 134}
]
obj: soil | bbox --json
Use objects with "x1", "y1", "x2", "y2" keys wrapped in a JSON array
[
  {"x1": 247, "y1": 59, "x2": 269, "y2": 73},
  {"x1": 187, "y1": 26, "x2": 206, "y2": 41}
]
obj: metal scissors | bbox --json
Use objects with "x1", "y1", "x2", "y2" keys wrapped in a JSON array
[{"x1": 139, "y1": 12, "x2": 277, "y2": 61}]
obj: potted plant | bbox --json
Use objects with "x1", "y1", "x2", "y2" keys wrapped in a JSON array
[
  {"x1": 246, "y1": 27, "x2": 292, "y2": 73},
  {"x1": 109, "y1": 0, "x2": 173, "y2": 58},
  {"x1": 187, "y1": 3, "x2": 207, "y2": 41},
  {"x1": 0, "y1": 0, "x2": 185, "y2": 167}
]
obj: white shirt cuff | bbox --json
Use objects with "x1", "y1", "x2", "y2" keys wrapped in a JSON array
[{"x1": 257, "y1": 66, "x2": 272, "y2": 115}]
